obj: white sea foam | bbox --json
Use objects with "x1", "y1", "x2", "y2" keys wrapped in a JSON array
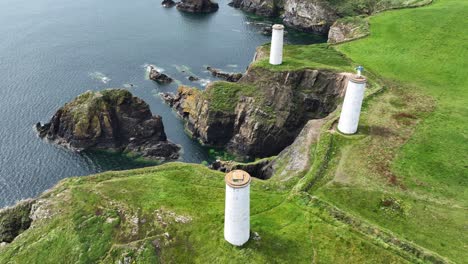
[
  {"x1": 123, "y1": 83, "x2": 137, "y2": 89},
  {"x1": 226, "y1": 64, "x2": 238, "y2": 68},
  {"x1": 89, "y1": 72, "x2": 111, "y2": 84},
  {"x1": 198, "y1": 78, "x2": 211, "y2": 87}
]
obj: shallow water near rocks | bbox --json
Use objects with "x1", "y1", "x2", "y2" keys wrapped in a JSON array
[{"x1": 0, "y1": 0, "x2": 324, "y2": 207}]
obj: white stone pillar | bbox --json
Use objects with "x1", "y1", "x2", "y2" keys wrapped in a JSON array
[
  {"x1": 269, "y1": 24, "x2": 284, "y2": 65},
  {"x1": 224, "y1": 170, "x2": 251, "y2": 246},
  {"x1": 338, "y1": 77, "x2": 367, "y2": 134}
]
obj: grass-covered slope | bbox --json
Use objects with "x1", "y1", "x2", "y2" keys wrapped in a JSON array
[
  {"x1": 0, "y1": 163, "x2": 410, "y2": 263},
  {"x1": 313, "y1": 0, "x2": 467, "y2": 262},
  {"x1": 337, "y1": 0, "x2": 468, "y2": 201}
]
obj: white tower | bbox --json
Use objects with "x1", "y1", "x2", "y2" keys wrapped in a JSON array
[
  {"x1": 338, "y1": 74, "x2": 367, "y2": 134},
  {"x1": 269, "y1": 24, "x2": 285, "y2": 65},
  {"x1": 224, "y1": 170, "x2": 251, "y2": 246}
]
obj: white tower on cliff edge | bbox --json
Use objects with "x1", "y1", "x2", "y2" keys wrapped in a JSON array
[
  {"x1": 338, "y1": 66, "x2": 367, "y2": 134},
  {"x1": 224, "y1": 170, "x2": 251, "y2": 246},
  {"x1": 269, "y1": 24, "x2": 285, "y2": 65}
]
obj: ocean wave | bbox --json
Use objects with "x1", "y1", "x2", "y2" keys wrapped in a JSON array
[{"x1": 89, "y1": 72, "x2": 111, "y2": 84}]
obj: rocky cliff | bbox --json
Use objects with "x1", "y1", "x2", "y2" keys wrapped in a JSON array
[
  {"x1": 328, "y1": 16, "x2": 369, "y2": 44},
  {"x1": 36, "y1": 89, "x2": 180, "y2": 160},
  {"x1": 163, "y1": 56, "x2": 349, "y2": 159},
  {"x1": 283, "y1": 0, "x2": 338, "y2": 34},
  {"x1": 229, "y1": 0, "x2": 280, "y2": 17},
  {"x1": 229, "y1": 0, "x2": 338, "y2": 34},
  {"x1": 229, "y1": 0, "x2": 432, "y2": 35}
]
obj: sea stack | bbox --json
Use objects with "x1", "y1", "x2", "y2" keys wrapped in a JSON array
[
  {"x1": 338, "y1": 70, "x2": 367, "y2": 134},
  {"x1": 269, "y1": 24, "x2": 284, "y2": 65},
  {"x1": 176, "y1": 0, "x2": 219, "y2": 13},
  {"x1": 36, "y1": 89, "x2": 180, "y2": 160},
  {"x1": 224, "y1": 170, "x2": 251, "y2": 246}
]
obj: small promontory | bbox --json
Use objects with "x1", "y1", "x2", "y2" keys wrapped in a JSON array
[
  {"x1": 36, "y1": 89, "x2": 180, "y2": 160},
  {"x1": 162, "y1": 45, "x2": 353, "y2": 159}
]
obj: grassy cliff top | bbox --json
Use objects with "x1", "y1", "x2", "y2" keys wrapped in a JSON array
[
  {"x1": 252, "y1": 44, "x2": 354, "y2": 72},
  {"x1": 0, "y1": 163, "x2": 413, "y2": 263}
]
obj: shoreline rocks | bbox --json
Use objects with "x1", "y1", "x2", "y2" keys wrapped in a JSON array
[
  {"x1": 176, "y1": 0, "x2": 219, "y2": 13},
  {"x1": 36, "y1": 89, "x2": 180, "y2": 161},
  {"x1": 207, "y1": 66, "x2": 243, "y2": 82},
  {"x1": 229, "y1": 0, "x2": 278, "y2": 17},
  {"x1": 148, "y1": 66, "x2": 173, "y2": 84}
]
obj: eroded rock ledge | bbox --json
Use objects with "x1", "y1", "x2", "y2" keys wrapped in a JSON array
[
  {"x1": 0, "y1": 199, "x2": 35, "y2": 244},
  {"x1": 162, "y1": 61, "x2": 349, "y2": 159},
  {"x1": 36, "y1": 89, "x2": 180, "y2": 160}
]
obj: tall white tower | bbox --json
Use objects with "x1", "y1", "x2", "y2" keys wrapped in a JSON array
[
  {"x1": 338, "y1": 74, "x2": 367, "y2": 134},
  {"x1": 269, "y1": 24, "x2": 285, "y2": 65},
  {"x1": 224, "y1": 170, "x2": 251, "y2": 246}
]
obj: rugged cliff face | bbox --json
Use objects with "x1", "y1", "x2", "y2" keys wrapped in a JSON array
[
  {"x1": 229, "y1": 0, "x2": 338, "y2": 34},
  {"x1": 164, "y1": 63, "x2": 349, "y2": 159},
  {"x1": 229, "y1": 0, "x2": 280, "y2": 17},
  {"x1": 328, "y1": 16, "x2": 369, "y2": 44},
  {"x1": 229, "y1": 0, "x2": 432, "y2": 35},
  {"x1": 36, "y1": 89, "x2": 180, "y2": 160},
  {"x1": 283, "y1": 0, "x2": 338, "y2": 34},
  {"x1": 0, "y1": 200, "x2": 34, "y2": 244}
]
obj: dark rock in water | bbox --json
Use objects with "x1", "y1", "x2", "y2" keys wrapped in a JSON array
[
  {"x1": 207, "y1": 67, "x2": 243, "y2": 82},
  {"x1": 188, "y1": 76, "x2": 200, "y2": 82},
  {"x1": 148, "y1": 65, "x2": 173, "y2": 84},
  {"x1": 160, "y1": 92, "x2": 177, "y2": 106},
  {"x1": 176, "y1": 0, "x2": 219, "y2": 13},
  {"x1": 162, "y1": 0, "x2": 176, "y2": 7},
  {"x1": 36, "y1": 89, "x2": 180, "y2": 160},
  {"x1": 0, "y1": 199, "x2": 35, "y2": 243}
]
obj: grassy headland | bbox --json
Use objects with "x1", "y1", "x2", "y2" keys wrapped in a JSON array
[{"x1": 1, "y1": 0, "x2": 466, "y2": 263}]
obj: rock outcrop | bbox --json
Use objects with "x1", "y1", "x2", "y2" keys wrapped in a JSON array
[
  {"x1": 328, "y1": 17, "x2": 370, "y2": 44},
  {"x1": 282, "y1": 0, "x2": 338, "y2": 35},
  {"x1": 229, "y1": 0, "x2": 279, "y2": 17},
  {"x1": 36, "y1": 89, "x2": 180, "y2": 160},
  {"x1": 209, "y1": 118, "x2": 327, "y2": 180},
  {"x1": 176, "y1": 0, "x2": 219, "y2": 13},
  {"x1": 0, "y1": 199, "x2": 35, "y2": 243},
  {"x1": 163, "y1": 59, "x2": 349, "y2": 158},
  {"x1": 207, "y1": 67, "x2": 243, "y2": 82},
  {"x1": 229, "y1": 0, "x2": 337, "y2": 34},
  {"x1": 148, "y1": 66, "x2": 173, "y2": 84},
  {"x1": 162, "y1": 0, "x2": 176, "y2": 7}
]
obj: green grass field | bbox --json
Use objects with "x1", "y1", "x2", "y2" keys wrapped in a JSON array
[{"x1": 315, "y1": 0, "x2": 467, "y2": 262}]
